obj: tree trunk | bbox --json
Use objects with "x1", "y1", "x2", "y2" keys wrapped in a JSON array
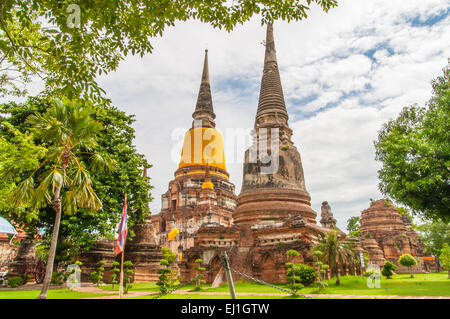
[
  {"x1": 37, "y1": 179, "x2": 63, "y2": 299},
  {"x1": 435, "y1": 256, "x2": 441, "y2": 272},
  {"x1": 335, "y1": 264, "x2": 340, "y2": 285}
]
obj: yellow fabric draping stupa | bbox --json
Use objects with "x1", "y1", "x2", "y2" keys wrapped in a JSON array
[{"x1": 179, "y1": 127, "x2": 226, "y2": 171}]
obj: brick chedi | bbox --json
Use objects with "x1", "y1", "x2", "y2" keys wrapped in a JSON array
[
  {"x1": 178, "y1": 24, "x2": 333, "y2": 285},
  {"x1": 360, "y1": 199, "x2": 429, "y2": 273},
  {"x1": 79, "y1": 168, "x2": 163, "y2": 283},
  {"x1": 233, "y1": 24, "x2": 316, "y2": 226},
  {"x1": 151, "y1": 49, "x2": 237, "y2": 257}
]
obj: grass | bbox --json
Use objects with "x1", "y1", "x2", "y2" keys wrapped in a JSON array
[
  {"x1": 0, "y1": 289, "x2": 116, "y2": 299},
  {"x1": 1, "y1": 272, "x2": 448, "y2": 299},
  {"x1": 97, "y1": 281, "x2": 160, "y2": 292},
  {"x1": 204, "y1": 273, "x2": 450, "y2": 297},
  {"x1": 304, "y1": 272, "x2": 450, "y2": 297}
]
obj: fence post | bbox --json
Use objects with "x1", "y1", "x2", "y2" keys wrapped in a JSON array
[{"x1": 222, "y1": 251, "x2": 237, "y2": 299}]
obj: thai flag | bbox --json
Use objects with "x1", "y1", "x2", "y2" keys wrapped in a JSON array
[{"x1": 115, "y1": 196, "x2": 128, "y2": 255}]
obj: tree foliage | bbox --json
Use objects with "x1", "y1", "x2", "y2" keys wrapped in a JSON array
[
  {"x1": 0, "y1": 121, "x2": 46, "y2": 226},
  {"x1": 374, "y1": 62, "x2": 450, "y2": 222},
  {"x1": 398, "y1": 254, "x2": 417, "y2": 278},
  {"x1": 6, "y1": 99, "x2": 113, "y2": 298},
  {"x1": 346, "y1": 216, "x2": 360, "y2": 237},
  {"x1": 0, "y1": 97, "x2": 152, "y2": 264},
  {"x1": 416, "y1": 219, "x2": 450, "y2": 257},
  {"x1": 90, "y1": 260, "x2": 106, "y2": 286},
  {"x1": 0, "y1": 0, "x2": 338, "y2": 103},
  {"x1": 157, "y1": 247, "x2": 179, "y2": 295},
  {"x1": 381, "y1": 260, "x2": 397, "y2": 279},
  {"x1": 439, "y1": 243, "x2": 450, "y2": 279},
  {"x1": 193, "y1": 258, "x2": 206, "y2": 290},
  {"x1": 313, "y1": 231, "x2": 356, "y2": 285}
]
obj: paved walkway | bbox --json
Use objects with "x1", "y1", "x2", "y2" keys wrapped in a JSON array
[
  {"x1": 74, "y1": 286, "x2": 152, "y2": 299},
  {"x1": 74, "y1": 287, "x2": 450, "y2": 299}
]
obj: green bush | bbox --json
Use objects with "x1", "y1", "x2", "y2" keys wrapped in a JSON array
[
  {"x1": 51, "y1": 271, "x2": 65, "y2": 285},
  {"x1": 286, "y1": 263, "x2": 317, "y2": 287},
  {"x1": 7, "y1": 276, "x2": 23, "y2": 287},
  {"x1": 123, "y1": 260, "x2": 134, "y2": 293},
  {"x1": 90, "y1": 260, "x2": 106, "y2": 286},
  {"x1": 381, "y1": 261, "x2": 397, "y2": 279},
  {"x1": 110, "y1": 261, "x2": 120, "y2": 289},
  {"x1": 398, "y1": 254, "x2": 417, "y2": 278}
]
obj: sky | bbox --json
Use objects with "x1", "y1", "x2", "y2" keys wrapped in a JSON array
[{"x1": 9, "y1": 0, "x2": 450, "y2": 230}]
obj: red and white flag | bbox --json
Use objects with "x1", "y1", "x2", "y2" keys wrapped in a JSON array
[{"x1": 115, "y1": 196, "x2": 128, "y2": 255}]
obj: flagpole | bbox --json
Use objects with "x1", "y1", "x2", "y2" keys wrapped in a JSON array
[{"x1": 119, "y1": 193, "x2": 127, "y2": 299}]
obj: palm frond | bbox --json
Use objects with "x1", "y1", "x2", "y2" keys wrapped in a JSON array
[
  {"x1": 8, "y1": 176, "x2": 36, "y2": 207},
  {"x1": 88, "y1": 153, "x2": 118, "y2": 173}
]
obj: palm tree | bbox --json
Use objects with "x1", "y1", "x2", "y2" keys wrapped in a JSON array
[
  {"x1": 313, "y1": 230, "x2": 356, "y2": 285},
  {"x1": 9, "y1": 99, "x2": 116, "y2": 299}
]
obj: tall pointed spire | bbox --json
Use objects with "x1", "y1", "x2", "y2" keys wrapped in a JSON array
[
  {"x1": 255, "y1": 23, "x2": 288, "y2": 127},
  {"x1": 192, "y1": 49, "x2": 216, "y2": 128}
]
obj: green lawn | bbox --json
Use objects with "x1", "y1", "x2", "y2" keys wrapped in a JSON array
[
  {"x1": 204, "y1": 272, "x2": 450, "y2": 297},
  {"x1": 0, "y1": 289, "x2": 116, "y2": 299},
  {"x1": 1, "y1": 273, "x2": 448, "y2": 299},
  {"x1": 97, "y1": 281, "x2": 160, "y2": 292},
  {"x1": 304, "y1": 272, "x2": 450, "y2": 297},
  {"x1": 130, "y1": 293, "x2": 309, "y2": 299}
]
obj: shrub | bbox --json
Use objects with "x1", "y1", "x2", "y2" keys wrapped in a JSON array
[
  {"x1": 22, "y1": 274, "x2": 31, "y2": 285},
  {"x1": 110, "y1": 261, "x2": 120, "y2": 289},
  {"x1": 312, "y1": 250, "x2": 328, "y2": 292},
  {"x1": 381, "y1": 261, "x2": 397, "y2": 279},
  {"x1": 286, "y1": 263, "x2": 317, "y2": 287},
  {"x1": 193, "y1": 259, "x2": 206, "y2": 290},
  {"x1": 123, "y1": 261, "x2": 134, "y2": 293},
  {"x1": 296, "y1": 264, "x2": 317, "y2": 286},
  {"x1": 90, "y1": 260, "x2": 106, "y2": 286},
  {"x1": 157, "y1": 247, "x2": 179, "y2": 295},
  {"x1": 51, "y1": 271, "x2": 65, "y2": 285},
  {"x1": 7, "y1": 276, "x2": 23, "y2": 288},
  {"x1": 398, "y1": 254, "x2": 417, "y2": 278}
]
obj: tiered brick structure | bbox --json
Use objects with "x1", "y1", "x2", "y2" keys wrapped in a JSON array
[
  {"x1": 359, "y1": 199, "x2": 431, "y2": 273},
  {"x1": 151, "y1": 49, "x2": 237, "y2": 258},
  {"x1": 233, "y1": 23, "x2": 316, "y2": 226},
  {"x1": 79, "y1": 169, "x2": 163, "y2": 283},
  {"x1": 176, "y1": 24, "x2": 331, "y2": 284},
  {"x1": 0, "y1": 225, "x2": 27, "y2": 269},
  {"x1": 79, "y1": 219, "x2": 164, "y2": 283}
]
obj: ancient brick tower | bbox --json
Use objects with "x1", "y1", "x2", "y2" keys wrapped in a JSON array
[
  {"x1": 359, "y1": 199, "x2": 435, "y2": 273},
  {"x1": 233, "y1": 24, "x2": 317, "y2": 227},
  {"x1": 152, "y1": 50, "x2": 237, "y2": 255}
]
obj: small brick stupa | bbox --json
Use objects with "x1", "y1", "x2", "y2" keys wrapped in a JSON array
[{"x1": 359, "y1": 199, "x2": 433, "y2": 273}]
